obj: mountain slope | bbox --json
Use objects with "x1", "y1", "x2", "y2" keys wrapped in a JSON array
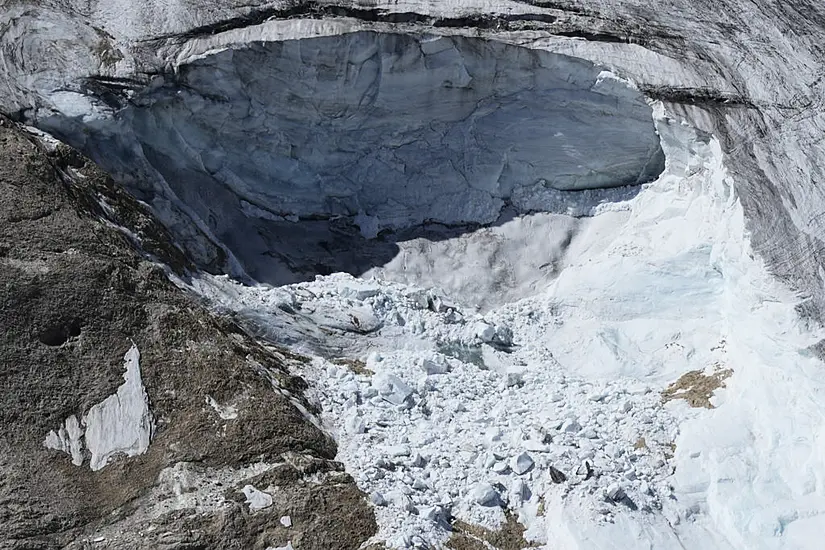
[{"x1": 0, "y1": 117, "x2": 375, "y2": 549}]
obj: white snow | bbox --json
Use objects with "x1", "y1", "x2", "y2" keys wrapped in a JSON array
[
  {"x1": 242, "y1": 484, "x2": 274, "y2": 511},
  {"x1": 44, "y1": 414, "x2": 84, "y2": 466},
  {"x1": 205, "y1": 395, "x2": 239, "y2": 420},
  {"x1": 44, "y1": 343, "x2": 153, "y2": 471},
  {"x1": 188, "y1": 104, "x2": 825, "y2": 549}
]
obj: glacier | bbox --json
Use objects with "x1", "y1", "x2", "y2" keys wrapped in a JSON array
[
  {"x1": 4, "y1": 0, "x2": 825, "y2": 548},
  {"x1": 31, "y1": 30, "x2": 664, "y2": 277}
]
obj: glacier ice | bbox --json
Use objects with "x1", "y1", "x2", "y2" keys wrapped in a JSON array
[
  {"x1": 7, "y1": 1, "x2": 825, "y2": 549},
  {"x1": 34, "y1": 31, "x2": 663, "y2": 276}
]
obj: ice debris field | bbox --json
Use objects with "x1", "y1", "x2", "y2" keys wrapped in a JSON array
[{"x1": 192, "y1": 105, "x2": 825, "y2": 549}]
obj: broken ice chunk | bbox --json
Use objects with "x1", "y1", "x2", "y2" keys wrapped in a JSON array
[
  {"x1": 420, "y1": 357, "x2": 450, "y2": 375},
  {"x1": 606, "y1": 483, "x2": 626, "y2": 502},
  {"x1": 511, "y1": 452, "x2": 534, "y2": 475},
  {"x1": 372, "y1": 372, "x2": 414, "y2": 406},
  {"x1": 410, "y1": 453, "x2": 427, "y2": 467},
  {"x1": 469, "y1": 482, "x2": 500, "y2": 506},
  {"x1": 341, "y1": 285, "x2": 381, "y2": 301},
  {"x1": 349, "y1": 306, "x2": 383, "y2": 333},
  {"x1": 495, "y1": 326, "x2": 513, "y2": 347},
  {"x1": 562, "y1": 419, "x2": 582, "y2": 433},
  {"x1": 506, "y1": 372, "x2": 524, "y2": 388},
  {"x1": 387, "y1": 444, "x2": 412, "y2": 457},
  {"x1": 371, "y1": 492, "x2": 388, "y2": 506},
  {"x1": 345, "y1": 414, "x2": 366, "y2": 434},
  {"x1": 484, "y1": 427, "x2": 503, "y2": 448},
  {"x1": 510, "y1": 479, "x2": 531, "y2": 503},
  {"x1": 242, "y1": 485, "x2": 273, "y2": 511},
  {"x1": 418, "y1": 505, "x2": 444, "y2": 522},
  {"x1": 474, "y1": 322, "x2": 497, "y2": 343},
  {"x1": 412, "y1": 478, "x2": 429, "y2": 490}
]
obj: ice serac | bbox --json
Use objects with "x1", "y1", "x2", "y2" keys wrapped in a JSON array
[
  {"x1": 43, "y1": 344, "x2": 153, "y2": 471},
  {"x1": 38, "y1": 31, "x2": 663, "y2": 244}
]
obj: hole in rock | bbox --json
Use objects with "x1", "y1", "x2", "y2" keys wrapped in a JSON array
[
  {"x1": 38, "y1": 319, "x2": 82, "y2": 346},
  {"x1": 40, "y1": 32, "x2": 664, "y2": 306}
]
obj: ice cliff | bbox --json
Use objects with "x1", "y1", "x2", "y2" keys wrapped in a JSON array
[
  {"x1": 47, "y1": 33, "x2": 663, "y2": 236},
  {"x1": 3, "y1": 23, "x2": 665, "y2": 275}
]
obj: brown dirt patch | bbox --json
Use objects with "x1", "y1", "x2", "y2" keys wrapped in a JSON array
[
  {"x1": 332, "y1": 357, "x2": 374, "y2": 376},
  {"x1": 447, "y1": 511, "x2": 536, "y2": 550},
  {"x1": 661, "y1": 368, "x2": 733, "y2": 408}
]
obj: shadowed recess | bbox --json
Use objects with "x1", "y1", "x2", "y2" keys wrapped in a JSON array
[{"x1": 39, "y1": 31, "x2": 664, "y2": 283}]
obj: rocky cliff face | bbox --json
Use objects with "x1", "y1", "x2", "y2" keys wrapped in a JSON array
[{"x1": 0, "y1": 118, "x2": 375, "y2": 549}]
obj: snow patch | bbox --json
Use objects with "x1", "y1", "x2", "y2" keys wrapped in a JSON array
[
  {"x1": 44, "y1": 343, "x2": 153, "y2": 470},
  {"x1": 242, "y1": 484, "x2": 274, "y2": 511}
]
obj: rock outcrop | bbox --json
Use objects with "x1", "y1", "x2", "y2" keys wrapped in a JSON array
[{"x1": 0, "y1": 117, "x2": 375, "y2": 549}]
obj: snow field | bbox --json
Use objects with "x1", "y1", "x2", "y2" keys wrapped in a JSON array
[{"x1": 191, "y1": 104, "x2": 825, "y2": 548}]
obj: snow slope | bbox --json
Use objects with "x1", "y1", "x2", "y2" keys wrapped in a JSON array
[{"x1": 190, "y1": 104, "x2": 825, "y2": 548}]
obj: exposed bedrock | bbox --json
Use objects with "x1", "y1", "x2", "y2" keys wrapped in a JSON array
[{"x1": 37, "y1": 31, "x2": 664, "y2": 275}]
